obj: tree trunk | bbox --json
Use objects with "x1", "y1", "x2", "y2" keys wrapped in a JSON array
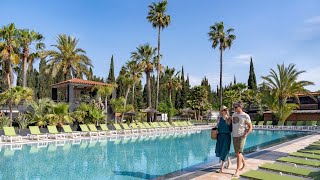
[
  {"x1": 22, "y1": 48, "x2": 28, "y2": 87},
  {"x1": 146, "y1": 72, "x2": 152, "y2": 122},
  {"x1": 132, "y1": 82, "x2": 136, "y2": 107},
  {"x1": 9, "y1": 102, "x2": 13, "y2": 126},
  {"x1": 105, "y1": 96, "x2": 108, "y2": 124},
  {"x1": 219, "y1": 48, "x2": 223, "y2": 109},
  {"x1": 121, "y1": 87, "x2": 130, "y2": 122},
  {"x1": 155, "y1": 26, "x2": 161, "y2": 122}
]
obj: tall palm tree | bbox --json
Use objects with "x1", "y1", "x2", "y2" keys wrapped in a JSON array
[
  {"x1": 0, "y1": 23, "x2": 20, "y2": 89},
  {"x1": 18, "y1": 29, "x2": 45, "y2": 87},
  {"x1": 46, "y1": 34, "x2": 92, "y2": 81},
  {"x1": 163, "y1": 66, "x2": 181, "y2": 102},
  {"x1": 208, "y1": 22, "x2": 236, "y2": 109},
  {"x1": 125, "y1": 60, "x2": 143, "y2": 107},
  {"x1": 261, "y1": 63, "x2": 314, "y2": 107},
  {"x1": 131, "y1": 44, "x2": 156, "y2": 121},
  {"x1": 147, "y1": 0, "x2": 171, "y2": 115},
  {"x1": 0, "y1": 86, "x2": 33, "y2": 123}
]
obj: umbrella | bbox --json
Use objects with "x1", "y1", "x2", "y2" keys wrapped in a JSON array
[{"x1": 141, "y1": 106, "x2": 158, "y2": 113}]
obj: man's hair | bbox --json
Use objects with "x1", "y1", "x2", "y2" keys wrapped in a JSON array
[{"x1": 233, "y1": 101, "x2": 244, "y2": 108}]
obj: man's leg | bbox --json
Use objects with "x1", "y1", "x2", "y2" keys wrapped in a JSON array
[
  {"x1": 240, "y1": 156, "x2": 246, "y2": 171},
  {"x1": 235, "y1": 152, "x2": 241, "y2": 177}
]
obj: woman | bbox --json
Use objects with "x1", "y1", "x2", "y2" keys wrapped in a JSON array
[{"x1": 215, "y1": 105, "x2": 232, "y2": 173}]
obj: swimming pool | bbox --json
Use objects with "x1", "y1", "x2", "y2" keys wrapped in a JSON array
[{"x1": 0, "y1": 130, "x2": 308, "y2": 180}]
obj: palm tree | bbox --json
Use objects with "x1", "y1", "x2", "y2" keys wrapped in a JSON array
[
  {"x1": 0, "y1": 23, "x2": 20, "y2": 88},
  {"x1": 125, "y1": 60, "x2": 143, "y2": 107},
  {"x1": 46, "y1": 34, "x2": 92, "y2": 81},
  {"x1": 131, "y1": 44, "x2": 156, "y2": 121},
  {"x1": 208, "y1": 22, "x2": 236, "y2": 109},
  {"x1": 261, "y1": 63, "x2": 314, "y2": 107},
  {"x1": 147, "y1": 0, "x2": 171, "y2": 115},
  {"x1": 0, "y1": 86, "x2": 33, "y2": 124},
  {"x1": 93, "y1": 84, "x2": 115, "y2": 119},
  {"x1": 26, "y1": 98, "x2": 55, "y2": 127},
  {"x1": 46, "y1": 102, "x2": 73, "y2": 126},
  {"x1": 18, "y1": 29, "x2": 45, "y2": 87},
  {"x1": 163, "y1": 67, "x2": 181, "y2": 102}
]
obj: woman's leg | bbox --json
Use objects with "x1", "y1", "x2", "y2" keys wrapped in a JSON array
[
  {"x1": 226, "y1": 157, "x2": 231, "y2": 168},
  {"x1": 218, "y1": 160, "x2": 225, "y2": 173}
]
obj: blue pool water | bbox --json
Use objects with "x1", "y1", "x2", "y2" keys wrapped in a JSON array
[{"x1": 0, "y1": 130, "x2": 307, "y2": 180}]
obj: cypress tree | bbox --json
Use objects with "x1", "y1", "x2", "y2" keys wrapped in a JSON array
[
  {"x1": 39, "y1": 58, "x2": 53, "y2": 99},
  {"x1": 247, "y1": 57, "x2": 257, "y2": 90},
  {"x1": 88, "y1": 67, "x2": 93, "y2": 80},
  {"x1": 234, "y1": 75, "x2": 237, "y2": 84},
  {"x1": 185, "y1": 74, "x2": 190, "y2": 98},
  {"x1": 178, "y1": 66, "x2": 186, "y2": 109},
  {"x1": 107, "y1": 55, "x2": 115, "y2": 83},
  {"x1": 135, "y1": 80, "x2": 145, "y2": 109},
  {"x1": 27, "y1": 68, "x2": 39, "y2": 98},
  {"x1": 116, "y1": 66, "x2": 126, "y2": 98},
  {"x1": 16, "y1": 65, "x2": 23, "y2": 86}
]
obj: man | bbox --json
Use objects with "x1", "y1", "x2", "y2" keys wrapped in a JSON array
[{"x1": 231, "y1": 102, "x2": 252, "y2": 178}]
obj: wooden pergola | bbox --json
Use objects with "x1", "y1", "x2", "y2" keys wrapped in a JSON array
[{"x1": 51, "y1": 78, "x2": 112, "y2": 111}]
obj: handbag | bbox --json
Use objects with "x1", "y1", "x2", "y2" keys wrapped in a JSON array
[{"x1": 211, "y1": 127, "x2": 218, "y2": 140}]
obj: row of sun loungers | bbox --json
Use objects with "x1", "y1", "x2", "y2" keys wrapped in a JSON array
[
  {"x1": 253, "y1": 121, "x2": 318, "y2": 131},
  {"x1": 1, "y1": 121, "x2": 200, "y2": 143}
]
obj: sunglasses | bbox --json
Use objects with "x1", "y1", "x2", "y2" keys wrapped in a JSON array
[
  {"x1": 221, "y1": 109, "x2": 227, "y2": 112},
  {"x1": 233, "y1": 106, "x2": 239, "y2": 109}
]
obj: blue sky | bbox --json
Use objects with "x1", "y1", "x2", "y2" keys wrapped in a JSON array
[{"x1": 2, "y1": 0, "x2": 320, "y2": 91}]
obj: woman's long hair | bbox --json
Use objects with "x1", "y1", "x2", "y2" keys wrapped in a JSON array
[{"x1": 219, "y1": 109, "x2": 231, "y2": 124}]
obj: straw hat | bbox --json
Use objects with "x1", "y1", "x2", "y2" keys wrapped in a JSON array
[{"x1": 220, "y1": 105, "x2": 228, "y2": 111}]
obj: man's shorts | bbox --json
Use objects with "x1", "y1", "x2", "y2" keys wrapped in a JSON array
[{"x1": 233, "y1": 136, "x2": 246, "y2": 153}]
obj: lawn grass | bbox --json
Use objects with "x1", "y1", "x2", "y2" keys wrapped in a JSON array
[
  {"x1": 298, "y1": 149, "x2": 320, "y2": 155},
  {"x1": 290, "y1": 152, "x2": 320, "y2": 160},
  {"x1": 260, "y1": 163, "x2": 320, "y2": 178},
  {"x1": 240, "y1": 170, "x2": 301, "y2": 180},
  {"x1": 277, "y1": 157, "x2": 320, "y2": 167}
]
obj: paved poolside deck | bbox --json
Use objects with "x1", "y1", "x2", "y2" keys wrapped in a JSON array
[{"x1": 167, "y1": 133, "x2": 320, "y2": 180}]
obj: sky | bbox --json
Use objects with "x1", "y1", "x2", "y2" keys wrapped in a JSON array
[{"x1": 2, "y1": 0, "x2": 320, "y2": 91}]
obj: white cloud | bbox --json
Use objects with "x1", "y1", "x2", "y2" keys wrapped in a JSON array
[
  {"x1": 305, "y1": 16, "x2": 320, "y2": 24},
  {"x1": 233, "y1": 54, "x2": 253, "y2": 64},
  {"x1": 296, "y1": 16, "x2": 320, "y2": 40},
  {"x1": 299, "y1": 66, "x2": 320, "y2": 92}
]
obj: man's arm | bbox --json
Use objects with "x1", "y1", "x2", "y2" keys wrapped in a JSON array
[{"x1": 244, "y1": 122, "x2": 252, "y2": 137}]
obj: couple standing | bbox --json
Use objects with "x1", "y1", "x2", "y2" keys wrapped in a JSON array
[{"x1": 215, "y1": 102, "x2": 253, "y2": 178}]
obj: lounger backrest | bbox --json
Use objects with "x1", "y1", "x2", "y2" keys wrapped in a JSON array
[
  {"x1": 164, "y1": 122, "x2": 172, "y2": 127},
  {"x1": 47, "y1": 126, "x2": 59, "y2": 134},
  {"x1": 137, "y1": 122, "x2": 146, "y2": 129},
  {"x1": 87, "y1": 124, "x2": 98, "y2": 132},
  {"x1": 159, "y1": 122, "x2": 167, "y2": 128},
  {"x1": 258, "y1": 121, "x2": 264, "y2": 125},
  {"x1": 182, "y1": 121, "x2": 189, "y2": 126},
  {"x1": 29, "y1": 126, "x2": 42, "y2": 135},
  {"x1": 114, "y1": 124, "x2": 122, "y2": 130},
  {"x1": 187, "y1": 121, "x2": 193, "y2": 126},
  {"x1": 172, "y1": 122, "x2": 180, "y2": 127},
  {"x1": 100, "y1": 124, "x2": 109, "y2": 131},
  {"x1": 278, "y1": 121, "x2": 284, "y2": 126},
  {"x1": 122, "y1": 123, "x2": 131, "y2": 130},
  {"x1": 62, "y1": 125, "x2": 73, "y2": 133},
  {"x1": 130, "y1": 123, "x2": 139, "y2": 129},
  {"x1": 3, "y1": 127, "x2": 17, "y2": 136},
  {"x1": 80, "y1": 124, "x2": 90, "y2": 132},
  {"x1": 286, "y1": 121, "x2": 293, "y2": 126},
  {"x1": 143, "y1": 122, "x2": 152, "y2": 128},
  {"x1": 311, "y1": 121, "x2": 317, "y2": 126},
  {"x1": 151, "y1": 122, "x2": 159, "y2": 128}
]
